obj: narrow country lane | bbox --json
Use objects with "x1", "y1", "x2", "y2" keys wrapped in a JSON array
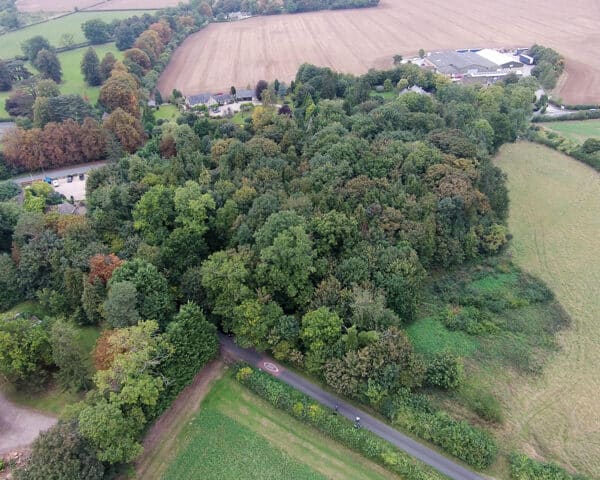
[{"x1": 219, "y1": 334, "x2": 491, "y2": 480}]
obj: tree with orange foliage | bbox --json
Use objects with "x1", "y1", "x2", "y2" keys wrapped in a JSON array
[
  {"x1": 103, "y1": 108, "x2": 146, "y2": 153},
  {"x1": 80, "y1": 117, "x2": 108, "y2": 161},
  {"x1": 92, "y1": 330, "x2": 119, "y2": 371},
  {"x1": 133, "y1": 29, "x2": 163, "y2": 64},
  {"x1": 99, "y1": 68, "x2": 139, "y2": 118},
  {"x1": 199, "y1": 1, "x2": 213, "y2": 17},
  {"x1": 88, "y1": 253, "x2": 124, "y2": 284},
  {"x1": 123, "y1": 48, "x2": 152, "y2": 73},
  {"x1": 149, "y1": 20, "x2": 172, "y2": 44}
]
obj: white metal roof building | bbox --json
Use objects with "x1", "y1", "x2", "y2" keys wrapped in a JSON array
[{"x1": 475, "y1": 49, "x2": 523, "y2": 69}]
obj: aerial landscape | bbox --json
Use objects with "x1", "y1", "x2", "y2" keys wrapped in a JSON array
[{"x1": 0, "y1": 0, "x2": 598, "y2": 479}]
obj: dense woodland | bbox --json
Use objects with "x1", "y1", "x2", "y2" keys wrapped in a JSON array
[{"x1": 0, "y1": 51, "x2": 558, "y2": 478}]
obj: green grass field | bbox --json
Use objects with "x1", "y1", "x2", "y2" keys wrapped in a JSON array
[
  {"x1": 539, "y1": 119, "x2": 600, "y2": 143},
  {"x1": 494, "y1": 142, "x2": 600, "y2": 478},
  {"x1": 153, "y1": 104, "x2": 180, "y2": 121},
  {"x1": 0, "y1": 43, "x2": 122, "y2": 119},
  {"x1": 0, "y1": 11, "x2": 148, "y2": 59},
  {"x1": 162, "y1": 374, "x2": 401, "y2": 480}
]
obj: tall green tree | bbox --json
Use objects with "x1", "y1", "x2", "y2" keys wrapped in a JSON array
[
  {"x1": 81, "y1": 47, "x2": 102, "y2": 86},
  {"x1": 34, "y1": 49, "x2": 62, "y2": 83}
]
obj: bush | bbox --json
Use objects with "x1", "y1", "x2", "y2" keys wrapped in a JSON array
[
  {"x1": 425, "y1": 352, "x2": 464, "y2": 389},
  {"x1": 509, "y1": 453, "x2": 589, "y2": 480},
  {"x1": 233, "y1": 364, "x2": 445, "y2": 480}
]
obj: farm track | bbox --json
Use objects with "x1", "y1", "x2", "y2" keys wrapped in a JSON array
[
  {"x1": 158, "y1": 0, "x2": 600, "y2": 104},
  {"x1": 495, "y1": 142, "x2": 600, "y2": 477}
]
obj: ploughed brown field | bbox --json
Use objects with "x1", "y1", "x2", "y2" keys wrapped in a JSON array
[
  {"x1": 15, "y1": 0, "x2": 180, "y2": 12},
  {"x1": 158, "y1": 0, "x2": 600, "y2": 104}
]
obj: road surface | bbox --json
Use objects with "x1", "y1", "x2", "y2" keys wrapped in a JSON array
[
  {"x1": 0, "y1": 391, "x2": 56, "y2": 454},
  {"x1": 11, "y1": 161, "x2": 107, "y2": 184},
  {"x1": 220, "y1": 334, "x2": 490, "y2": 480}
]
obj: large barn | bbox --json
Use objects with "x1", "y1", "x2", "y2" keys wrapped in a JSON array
[
  {"x1": 424, "y1": 51, "x2": 498, "y2": 75},
  {"x1": 475, "y1": 49, "x2": 523, "y2": 69}
]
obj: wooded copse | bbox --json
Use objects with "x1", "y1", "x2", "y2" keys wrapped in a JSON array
[{"x1": 0, "y1": 56, "x2": 546, "y2": 478}]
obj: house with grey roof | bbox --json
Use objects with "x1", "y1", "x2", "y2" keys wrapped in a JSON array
[
  {"x1": 186, "y1": 93, "x2": 217, "y2": 108},
  {"x1": 235, "y1": 89, "x2": 255, "y2": 101}
]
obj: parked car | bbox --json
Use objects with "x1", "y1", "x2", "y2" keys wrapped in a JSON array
[{"x1": 52, "y1": 179, "x2": 59, "y2": 187}]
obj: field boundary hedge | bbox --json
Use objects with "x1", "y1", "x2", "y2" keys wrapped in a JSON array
[
  {"x1": 233, "y1": 364, "x2": 448, "y2": 480},
  {"x1": 509, "y1": 453, "x2": 590, "y2": 480}
]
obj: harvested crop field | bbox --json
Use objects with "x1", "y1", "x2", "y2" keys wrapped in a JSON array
[
  {"x1": 158, "y1": 0, "x2": 600, "y2": 104},
  {"x1": 494, "y1": 142, "x2": 600, "y2": 477}
]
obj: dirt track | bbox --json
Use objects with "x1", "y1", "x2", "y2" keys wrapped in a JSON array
[
  {"x1": 158, "y1": 0, "x2": 600, "y2": 104},
  {"x1": 0, "y1": 392, "x2": 56, "y2": 454}
]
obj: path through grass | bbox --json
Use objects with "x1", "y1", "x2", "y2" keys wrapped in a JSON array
[
  {"x1": 162, "y1": 373, "x2": 401, "y2": 480},
  {"x1": 494, "y1": 142, "x2": 600, "y2": 477}
]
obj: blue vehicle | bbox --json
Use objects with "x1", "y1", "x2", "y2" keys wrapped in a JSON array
[{"x1": 43, "y1": 176, "x2": 52, "y2": 184}]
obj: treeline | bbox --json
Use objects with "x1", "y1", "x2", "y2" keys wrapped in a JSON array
[
  {"x1": 1, "y1": 3, "x2": 205, "y2": 175},
  {"x1": 211, "y1": 0, "x2": 378, "y2": 17},
  {"x1": 529, "y1": 44, "x2": 564, "y2": 90},
  {"x1": 527, "y1": 125, "x2": 600, "y2": 171}
]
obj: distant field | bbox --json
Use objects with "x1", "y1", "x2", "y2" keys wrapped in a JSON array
[
  {"x1": 540, "y1": 120, "x2": 600, "y2": 143},
  {"x1": 494, "y1": 142, "x2": 600, "y2": 478},
  {"x1": 0, "y1": 43, "x2": 122, "y2": 119},
  {"x1": 0, "y1": 11, "x2": 144, "y2": 59},
  {"x1": 162, "y1": 374, "x2": 400, "y2": 480},
  {"x1": 15, "y1": 0, "x2": 171, "y2": 12},
  {"x1": 158, "y1": 0, "x2": 600, "y2": 104}
]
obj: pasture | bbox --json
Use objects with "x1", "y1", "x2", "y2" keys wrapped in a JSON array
[
  {"x1": 16, "y1": 0, "x2": 181, "y2": 13},
  {"x1": 0, "y1": 44, "x2": 122, "y2": 119},
  {"x1": 539, "y1": 119, "x2": 600, "y2": 143},
  {"x1": 0, "y1": 10, "x2": 144, "y2": 59},
  {"x1": 494, "y1": 142, "x2": 600, "y2": 478},
  {"x1": 161, "y1": 374, "x2": 401, "y2": 480},
  {"x1": 158, "y1": 0, "x2": 600, "y2": 104}
]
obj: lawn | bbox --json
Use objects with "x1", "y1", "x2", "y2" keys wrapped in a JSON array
[
  {"x1": 407, "y1": 316, "x2": 478, "y2": 358},
  {"x1": 162, "y1": 374, "x2": 401, "y2": 480},
  {"x1": 493, "y1": 141, "x2": 600, "y2": 478},
  {"x1": 0, "y1": 11, "x2": 148, "y2": 59},
  {"x1": 539, "y1": 119, "x2": 600, "y2": 143},
  {"x1": 369, "y1": 90, "x2": 397, "y2": 100},
  {"x1": 153, "y1": 103, "x2": 180, "y2": 121},
  {"x1": 0, "y1": 43, "x2": 122, "y2": 119}
]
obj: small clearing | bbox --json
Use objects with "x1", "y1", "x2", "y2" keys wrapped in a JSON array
[{"x1": 539, "y1": 120, "x2": 600, "y2": 144}]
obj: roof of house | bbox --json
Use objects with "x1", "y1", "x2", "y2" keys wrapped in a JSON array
[
  {"x1": 427, "y1": 51, "x2": 498, "y2": 74},
  {"x1": 53, "y1": 203, "x2": 86, "y2": 215},
  {"x1": 187, "y1": 93, "x2": 215, "y2": 105},
  {"x1": 400, "y1": 85, "x2": 429, "y2": 95},
  {"x1": 476, "y1": 48, "x2": 522, "y2": 66},
  {"x1": 214, "y1": 93, "x2": 234, "y2": 103},
  {"x1": 236, "y1": 89, "x2": 254, "y2": 98}
]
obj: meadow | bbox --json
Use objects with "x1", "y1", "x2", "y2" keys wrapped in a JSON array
[
  {"x1": 0, "y1": 10, "x2": 146, "y2": 59},
  {"x1": 158, "y1": 0, "x2": 600, "y2": 104},
  {"x1": 0, "y1": 43, "x2": 122, "y2": 119},
  {"x1": 494, "y1": 142, "x2": 600, "y2": 478},
  {"x1": 539, "y1": 119, "x2": 600, "y2": 144},
  {"x1": 161, "y1": 374, "x2": 401, "y2": 480}
]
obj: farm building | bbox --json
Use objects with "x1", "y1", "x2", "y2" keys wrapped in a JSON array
[
  {"x1": 214, "y1": 93, "x2": 235, "y2": 105},
  {"x1": 186, "y1": 93, "x2": 217, "y2": 108},
  {"x1": 236, "y1": 89, "x2": 255, "y2": 101},
  {"x1": 424, "y1": 51, "x2": 498, "y2": 76},
  {"x1": 475, "y1": 49, "x2": 523, "y2": 69}
]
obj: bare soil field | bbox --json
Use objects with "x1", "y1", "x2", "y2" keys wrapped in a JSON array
[
  {"x1": 495, "y1": 142, "x2": 600, "y2": 477},
  {"x1": 158, "y1": 0, "x2": 600, "y2": 104},
  {"x1": 15, "y1": 0, "x2": 181, "y2": 13}
]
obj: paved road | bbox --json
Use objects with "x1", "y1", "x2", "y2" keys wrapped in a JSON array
[
  {"x1": 220, "y1": 334, "x2": 490, "y2": 480},
  {"x1": 11, "y1": 161, "x2": 107, "y2": 184}
]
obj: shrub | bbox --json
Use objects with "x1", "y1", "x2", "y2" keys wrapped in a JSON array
[
  {"x1": 509, "y1": 453, "x2": 589, "y2": 480},
  {"x1": 425, "y1": 352, "x2": 464, "y2": 389}
]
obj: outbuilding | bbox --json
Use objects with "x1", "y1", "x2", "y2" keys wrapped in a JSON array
[
  {"x1": 236, "y1": 89, "x2": 255, "y2": 101},
  {"x1": 475, "y1": 49, "x2": 523, "y2": 69},
  {"x1": 424, "y1": 51, "x2": 498, "y2": 76}
]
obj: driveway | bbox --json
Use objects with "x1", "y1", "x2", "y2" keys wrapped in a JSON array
[{"x1": 0, "y1": 391, "x2": 56, "y2": 454}]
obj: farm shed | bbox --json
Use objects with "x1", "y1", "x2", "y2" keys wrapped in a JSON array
[
  {"x1": 186, "y1": 93, "x2": 217, "y2": 107},
  {"x1": 476, "y1": 49, "x2": 523, "y2": 68},
  {"x1": 424, "y1": 51, "x2": 497, "y2": 75},
  {"x1": 236, "y1": 89, "x2": 255, "y2": 101}
]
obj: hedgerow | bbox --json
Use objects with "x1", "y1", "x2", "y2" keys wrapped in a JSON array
[
  {"x1": 509, "y1": 453, "x2": 589, "y2": 480},
  {"x1": 233, "y1": 364, "x2": 448, "y2": 480}
]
